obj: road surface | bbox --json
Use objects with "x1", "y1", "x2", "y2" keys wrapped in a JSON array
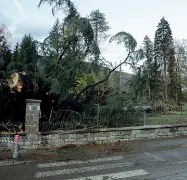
[{"x1": 1, "y1": 137, "x2": 187, "y2": 179}]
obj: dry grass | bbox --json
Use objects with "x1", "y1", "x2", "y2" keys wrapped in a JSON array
[{"x1": 0, "y1": 140, "x2": 136, "y2": 163}]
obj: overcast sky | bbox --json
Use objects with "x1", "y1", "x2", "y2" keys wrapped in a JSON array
[{"x1": 1, "y1": 0, "x2": 187, "y2": 73}]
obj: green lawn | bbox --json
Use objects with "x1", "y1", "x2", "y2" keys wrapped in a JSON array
[
  {"x1": 142, "y1": 103, "x2": 187, "y2": 125},
  {"x1": 146, "y1": 114, "x2": 187, "y2": 125}
]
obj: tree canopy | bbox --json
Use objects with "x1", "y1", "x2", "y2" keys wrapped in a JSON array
[{"x1": 0, "y1": 1, "x2": 186, "y2": 125}]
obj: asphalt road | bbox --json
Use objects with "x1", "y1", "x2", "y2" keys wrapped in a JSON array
[{"x1": 1, "y1": 137, "x2": 187, "y2": 180}]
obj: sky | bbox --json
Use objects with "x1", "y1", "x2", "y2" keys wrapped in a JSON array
[{"x1": 1, "y1": 0, "x2": 187, "y2": 73}]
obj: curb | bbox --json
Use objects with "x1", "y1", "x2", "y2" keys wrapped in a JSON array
[{"x1": 0, "y1": 160, "x2": 35, "y2": 167}]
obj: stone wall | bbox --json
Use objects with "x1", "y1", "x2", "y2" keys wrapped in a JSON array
[
  {"x1": 1, "y1": 124, "x2": 187, "y2": 150},
  {"x1": 35, "y1": 125, "x2": 187, "y2": 149}
]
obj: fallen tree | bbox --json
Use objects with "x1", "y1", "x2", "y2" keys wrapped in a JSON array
[{"x1": 7, "y1": 71, "x2": 38, "y2": 94}]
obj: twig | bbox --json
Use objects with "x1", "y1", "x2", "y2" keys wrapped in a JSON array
[
  {"x1": 5, "y1": 94, "x2": 16, "y2": 106},
  {"x1": 0, "y1": 124, "x2": 10, "y2": 131},
  {"x1": 49, "y1": 107, "x2": 54, "y2": 122}
]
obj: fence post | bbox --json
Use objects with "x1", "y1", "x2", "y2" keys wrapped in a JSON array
[
  {"x1": 7, "y1": 136, "x2": 11, "y2": 150},
  {"x1": 143, "y1": 110, "x2": 146, "y2": 126},
  {"x1": 97, "y1": 104, "x2": 100, "y2": 128}
]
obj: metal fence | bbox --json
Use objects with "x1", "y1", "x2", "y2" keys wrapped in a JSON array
[{"x1": 40, "y1": 105, "x2": 187, "y2": 131}]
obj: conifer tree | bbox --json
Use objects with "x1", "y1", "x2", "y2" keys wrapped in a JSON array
[
  {"x1": 8, "y1": 35, "x2": 38, "y2": 79},
  {"x1": 154, "y1": 17, "x2": 181, "y2": 103},
  {"x1": 143, "y1": 35, "x2": 154, "y2": 99},
  {"x1": 89, "y1": 10, "x2": 110, "y2": 62},
  {"x1": 89, "y1": 10, "x2": 110, "y2": 44}
]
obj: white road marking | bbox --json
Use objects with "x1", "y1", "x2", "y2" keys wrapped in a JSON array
[
  {"x1": 0, "y1": 160, "x2": 34, "y2": 167},
  {"x1": 35, "y1": 162, "x2": 132, "y2": 178},
  {"x1": 174, "y1": 161, "x2": 187, "y2": 164},
  {"x1": 144, "y1": 152, "x2": 165, "y2": 162},
  {"x1": 38, "y1": 156, "x2": 125, "y2": 168},
  {"x1": 68, "y1": 169, "x2": 149, "y2": 180}
]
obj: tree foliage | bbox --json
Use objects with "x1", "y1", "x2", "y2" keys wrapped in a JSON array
[
  {"x1": 130, "y1": 35, "x2": 161, "y2": 103},
  {"x1": 89, "y1": 9, "x2": 110, "y2": 44},
  {"x1": 0, "y1": 1, "x2": 186, "y2": 125},
  {"x1": 0, "y1": 25, "x2": 12, "y2": 80},
  {"x1": 38, "y1": 0, "x2": 77, "y2": 16},
  {"x1": 89, "y1": 9, "x2": 110, "y2": 62},
  {"x1": 8, "y1": 35, "x2": 38, "y2": 78},
  {"x1": 154, "y1": 17, "x2": 182, "y2": 104},
  {"x1": 38, "y1": 15, "x2": 95, "y2": 101}
]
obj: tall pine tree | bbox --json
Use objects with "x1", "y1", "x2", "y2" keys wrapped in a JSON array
[
  {"x1": 143, "y1": 36, "x2": 162, "y2": 101},
  {"x1": 154, "y1": 17, "x2": 181, "y2": 104},
  {"x1": 143, "y1": 35, "x2": 154, "y2": 99},
  {"x1": 89, "y1": 10, "x2": 110, "y2": 44},
  {"x1": 129, "y1": 36, "x2": 161, "y2": 103},
  {"x1": 89, "y1": 10, "x2": 110, "y2": 61}
]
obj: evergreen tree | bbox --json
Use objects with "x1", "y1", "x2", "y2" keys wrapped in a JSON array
[
  {"x1": 42, "y1": 19, "x2": 62, "y2": 56},
  {"x1": 19, "y1": 35, "x2": 38, "y2": 74},
  {"x1": 154, "y1": 17, "x2": 181, "y2": 103},
  {"x1": 130, "y1": 36, "x2": 161, "y2": 103},
  {"x1": 143, "y1": 35, "x2": 154, "y2": 99},
  {"x1": 8, "y1": 35, "x2": 38, "y2": 79},
  {"x1": 89, "y1": 10, "x2": 110, "y2": 62},
  {"x1": 143, "y1": 36, "x2": 162, "y2": 101},
  {"x1": 174, "y1": 39, "x2": 187, "y2": 101},
  {"x1": 167, "y1": 47, "x2": 180, "y2": 102},
  {"x1": 7, "y1": 43, "x2": 21, "y2": 73},
  {"x1": 38, "y1": 0, "x2": 144, "y2": 103},
  {"x1": 0, "y1": 25, "x2": 12, "y2": 123},
  {"x1": 40, "y1": 16, "x2": 95, "y2": 101},
  {"x1": 12, "y1": 43, "x2": 19, "y2": 62},
  {"x1": 89, "y1": 10, "x2": 110, "y2": 44},
  {"x1": 0, "y1": 25, "x2": 12, "y2": 79},
  {"x1": 150, "y1": 59, "x2": 162, "y2": 100},
  {"x1": 38, "y1": 0, "x2": 77, "y2": 16}
]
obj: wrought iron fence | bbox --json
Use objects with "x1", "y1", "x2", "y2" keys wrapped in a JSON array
[
  {"x1": 40, "y1": 104, "x2": 187, "y2": 131},
  {"x1": 40, "y1": 110, "x2": 97, "y2": 131}
]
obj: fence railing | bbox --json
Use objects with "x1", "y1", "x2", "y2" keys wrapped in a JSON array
[{"x1": 40, "y1": 105, "x2": 187, "y2": 131}]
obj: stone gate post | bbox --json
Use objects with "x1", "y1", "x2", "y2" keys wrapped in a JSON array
[{"x1": 25, "y1": 99, "x2": 41, "y2": 135}]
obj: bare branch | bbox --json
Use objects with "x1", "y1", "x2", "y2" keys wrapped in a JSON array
[
  {"x1": 45, "y1": 40, "x2": 72, "y2": 78},
  {"x1": 76, "y1": 50, "x2": 131, "y2": 99},
  {"x1": 100, "y1": 57, "x2": 113, "y2": 69},
  {"x1": 0, "y1": 124, "x2": 10, "y2": 131}
]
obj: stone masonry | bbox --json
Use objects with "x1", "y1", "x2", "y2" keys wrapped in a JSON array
[
  {"x1": 25, "y1": 99, "x2": 41, "y2": 135},
  {"x1": 1, "y1": 125, "x2": 187, "y2": 150}
]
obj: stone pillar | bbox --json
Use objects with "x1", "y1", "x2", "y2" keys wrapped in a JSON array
[{"x1": 25, "y1": 99, "x2": 41, "y2": 135}]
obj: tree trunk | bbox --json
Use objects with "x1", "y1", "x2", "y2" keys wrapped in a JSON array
[
  {"x1": 176, "y1": 57, "x2": 181, "y2": 103},
  {"x1": 95, "y1": 20, "x2": 99, "y2": 61},
  {"x1": 148, "y1": 71, "x2": 151, "y2": 99},
  {"x1": 164, "y1": 55, "x2": 168, "y2": 103},
  {"x1": 148, "y1": 83, "x2": 151, "y2": 99}
]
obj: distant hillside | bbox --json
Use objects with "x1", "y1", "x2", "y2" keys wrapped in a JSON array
[
  {"x1": 111, "y1": 71, "x2": 133, "y2": 88},
  {"x1": 121, "y1": 71, "x2": 133, "y2": 85}
]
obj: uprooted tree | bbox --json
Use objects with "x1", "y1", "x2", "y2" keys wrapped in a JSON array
[
  {"x1": 37, "y1": 0, "x2": 143, "y2": 103},
  {"x1": 0, "y1": 0, "x2": 185, "y2": 128}
]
